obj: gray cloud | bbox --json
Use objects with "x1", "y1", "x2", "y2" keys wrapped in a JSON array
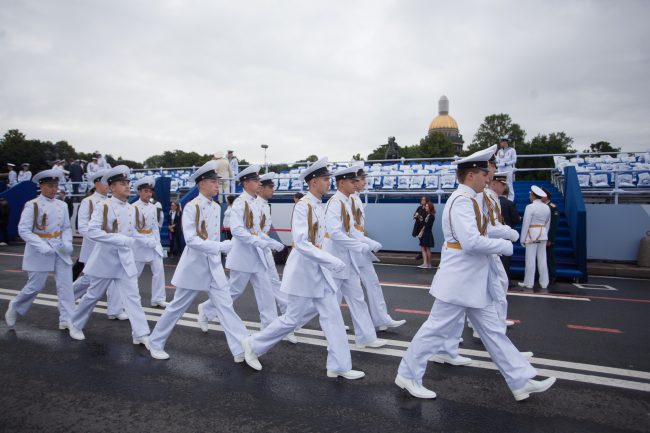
[{"x1": 0, "y1": 0, "x2": 648, "y2": 165}]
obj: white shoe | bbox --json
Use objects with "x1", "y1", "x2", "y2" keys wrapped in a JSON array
[
  {"x1": 430, "y1": 353, "x2": 472, "y2": 366},
  {"x1": 108, "y1": 312, "x2": 128, "y2": 321},
  {"x1": 5, "y1": 304, "x2": 17, "y2": 327},
  {"x1": 344, "y1": 325, "x2": 350, "y2": 331},
  {"x1": 133, "y1": 335, "x2": 151, "y2": 350},
  {"x1": 0, "y1": 242, "x2": 7, "y2": 246},
  {"x1": 395, "y1": 374, "x2": 436, "y2": 399},
  {"x1": 472, "y1": 330, "x2": 481, "y2": 339},
  {"x1": 521, "y1": 351, "x2": 534, "y2": 359},
  {"x1": 416, "y1": 264, "x2": 432, "y2": 269},
  {"x1": 327, "y1": 369, "x2": 365, "y2": 380},
  {"x1": 517, "y1": 282, "x2": 533, "y2": 290},
  {"x1": 512, "y1": 377, "x2": 556, "y2": 401},
  {"x1": 505, "y1": 320, "x2": 515, "y2": 327},
  {"x1": 233, "y1": 353, "x2": 245, "y2": 363},
  {"x1": 242, "y1": 337, "x2": 262, "y2": 371},
  {"x1": 356, "y1": 338, "x2": 387, "y2": 349},
  {"x1": 150, "y1": 347, "x2": 170, "y2": 360},
  {"x1": 283, "y1": 332, "x2": 298, "y2": 344},
  {"x1": 378, "y1": 319, "x2": 406, "y2": 331},
  {"x1": 58, "y1": 321, "x2": 70, "y2": 330},
  {"x1": 68, "y1": 326, "x2": 85, "y2": 341},
  {"x1": 459, "y1": 337, "x2": 464, "y2": 344},
  {"x1": 151, "y1": 301, "x2": 170, "y2": 308},
  {"x1": 197, "y1": 304, "x2": 209, "y2": 333}
]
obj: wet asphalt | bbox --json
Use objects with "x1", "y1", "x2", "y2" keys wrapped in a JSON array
[{"x1": 0, "y1": 243, "x2": 649, "y2": 433}]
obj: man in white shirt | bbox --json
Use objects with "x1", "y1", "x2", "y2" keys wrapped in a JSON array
[
  {"x1": 87, "y1": 157, "x2": 99, "y2": 175},
  {"x1": 519, "y1": 186, "x2": 551, "y2": 291},
  {"x1": 495, "y1": 137, "x2": 517, "y2": 200},
  {"x1": 17, "y1": 163, "x2": 32, "y2": 182},
  {"x1": 7, "y1": 163, "x2": 17, "y2": 186},
  {"x1": 227, "y1": 150, "x2": 239, "y2": 194}
]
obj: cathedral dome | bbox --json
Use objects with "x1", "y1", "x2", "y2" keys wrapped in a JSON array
[{"x1": 429, "y1": 114, "x2": 459, "y2": 131}]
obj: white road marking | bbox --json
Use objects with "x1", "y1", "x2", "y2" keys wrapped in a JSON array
[
  {"x1": 1, "y1": 288, "x2": 648, "y2": 392},
  {"x1": 574, "y1": 283, "x2": 618, "y2": 291}
]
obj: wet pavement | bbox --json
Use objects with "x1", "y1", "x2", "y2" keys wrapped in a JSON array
[{"x1": 1, "y1": 243, "x2": 649, "y2": 433}]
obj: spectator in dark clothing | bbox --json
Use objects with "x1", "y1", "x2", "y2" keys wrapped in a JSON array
[
  {"x1": 69, "y1": 159, "x2": 85, "y2": 199},
  {"x1": 417, "y1": 202, "x2": 435, "y2": 269},
  {"x1": 168, "y1": 201, "x2": 183, "y2": 257},
  {"x1": 412, "y1": 196, "x2": 430, "y2": 260},
  {"x1": 493, "y1": 181, "x2": 520, "y2": 285},
  {"x1": 0, "y1": 197, "x2": 11, "y2": 245}
]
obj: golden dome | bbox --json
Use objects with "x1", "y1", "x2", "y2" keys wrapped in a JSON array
[{"x1": 429, "y1": 114, "x2": 459, "y2": 131}]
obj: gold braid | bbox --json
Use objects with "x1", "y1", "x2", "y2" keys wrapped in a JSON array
[
  {"x1": 101, "y1": 204, "x2": 118, "y2": 233},
  {"x1": 88, "y1": 200, "x2": 94, "y2": 221},
  {"x1": 195, "y1": 204, "x2": 208, "y2": 240},
  {"x1": 32, "y1": 202, "x2": 47, "y2": 231},
  {"x1": 482, "y1": 191, "x2": 496, "y2": 226},
  {"x1": 244, "y1": 201, "x2": 254, "y2": 229},
  {"x1": 340, "y1": 201, "x2": 351, "y2": 234},
  {"x1": 135, "y1": 206, "x2": 146, "y2": 230}
]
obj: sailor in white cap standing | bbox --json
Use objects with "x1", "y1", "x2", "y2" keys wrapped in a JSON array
[
  {"x1": 87, "y1": 157, "x2": 99, "y2": 175},
  {"x1": 323, "y1": 165, "x2": 386, "y2": 349},
  {"x1": 519, "y1": 186, "x2": 551, "y2": 291},
  {"x1": 350, "y1": 163, "x2": 406, "y2": 332},
  {"x1": 395, "y1": 148, "x2": 555, "y2": 401},
  {"x1": 4, "y1": 169, "x2": 75, "y2": 330},
  {"x1": 495, "y1": 136, "x2": 517, "y2": 200},
  {"x1": 227, "y1": 150, "x2": 239, "y2": 193},
  {"x1": 132, "y1": 176, "x2": 168, "y2": 307},
  {"x1": 242, "y1": 157, "x2": 366, "y2": 380},
  {"x1": 7, "y1": 163, "x2": 17, "y2": 187},
  {"x1": 68, "y1": 165, "x2": 153, "y2": 346},
  {"x1": 148, "y1": 161, "x2": 250, "y2": 361},
  {"x1": 18, "y1": 163, "x2": 32, "y2": 182},
  {"x1": 71, "y1": 169, "x2": 126, "y2": 320},
  {"x1": 197, "y1": 164, "x2": 282, "y2": 331}
]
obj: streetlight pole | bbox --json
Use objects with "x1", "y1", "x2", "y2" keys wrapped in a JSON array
[{"x1": 261, "y1": 144, "x2": 269, "y2": 173}]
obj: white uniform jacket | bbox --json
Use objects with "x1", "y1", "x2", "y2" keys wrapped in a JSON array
[
  {"x1": 17, "y1": 170, "x2": 32, "y2": 182},
  {"x1": 225, "y1": 191, "x2": 269, "y2": 273},
  {"x1": 479, "y1": 189, "x2": 518, "y2": 241},
  {"x1": 254, "y1": 196, "x2": 281, "y2": 264},
  {"x1": 349, "y1": 193, "x2": 379, "y2": 267},
  {"x1": 132, "y1": 199, "x2": 164, "y2": 262},
  {"x1": 280, "y1": 193, "x2": 341, "y2": 298},
  {"x1": 496, "y1": 147, "x2": 517, "y2": 170},
  {"x1": 431, "y1": 184, "x2": 513, "y2": 309},
  {"x1": 83, "y1": 197, "x2": 149, "y2": 279},
  {"x1": 520, "y1": 199, "x2": 551, "y2": 245},
  {"x1": 171, "y1": 194, "x2": 230, "y2": 291},
  {"x1": 8, "y1": 170, "x2": 17, "y2": 186},
  {"x1": 77, "y1": 192, "x2": 107, "y2": 263},
  {"x1": 18, "y1": 195, "x2": 73, "y2": 272}
]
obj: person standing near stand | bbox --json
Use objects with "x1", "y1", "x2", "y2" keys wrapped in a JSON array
[
  {"x1": 7, "y1": 163, "x2": 17, "y2": 187},
  {"x1": 496, "y1": 137, "x2": 517, "y2": 201},
  {"x1": 541, "y1": 187, "x2": 559, "y2": 286},
  {"x1": 18, "y1": 163, "x2": 32, "y2": 182},
  {"x1": 227, "y1": 150, "x2": 239, "y2": 194},
  {"x1": 518, "y1": 186, "x2": 551, "y2": 291},
  {"x1": 416, "y1": 202, "x2": 435, "y2": 269}
]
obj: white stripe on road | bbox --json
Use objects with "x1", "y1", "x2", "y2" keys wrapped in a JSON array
[{"x1": 0, "y1": 288, "x2": 648, "y2": 392}]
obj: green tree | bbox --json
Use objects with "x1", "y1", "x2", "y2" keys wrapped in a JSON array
[
  {"x1": 467, "y1": 114, "x2": 526, "y2": 154},
  {"x1": 143, "y1": 150, "x2": 211, "y2": 168},
  {"x1": 516, "y1": 132, "x2": 575, "y2": 180},
  {"x1": 417, "y1": 132, "x2": 456, "y2": 158},
  {"x1": 585, "y1": 141, "x2": 621, "y2": 154}
]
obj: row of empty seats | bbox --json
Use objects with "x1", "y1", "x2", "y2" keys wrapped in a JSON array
[{"x1": 554, "y1": 153, "x2": 650, "y2": 188}]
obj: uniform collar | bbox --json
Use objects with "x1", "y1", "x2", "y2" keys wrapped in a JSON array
[
  {"x1": 39, "y1": 194, "x2": 56, "y2": 203},
  {"x1": 305, "y1": 192, "x2": 321, "y2": 205},
  {"x1": 93, "y1": 191, "x2": 107, "y2": 199},
  {"x1": 110, "y1": 196, "x2": 127, "y2": 205},
  {"x1": 241, "y1": 190, "x2": 256, "y2": 201},
  {"x1": 198, "y1": 193, "x2": 214, "y2": 205},
  {"x1": 138, "y1": 199, "x2": 150, "y2": 206},
  {"x1": 334, "y1": 190, "x2": 350, "y2": 202},
  {"x1": 256, "y1": 196, "x2": 268, "y2": 204},
  {"x1": 457, "y1": 183, "x2": 477, "y2": 197}
]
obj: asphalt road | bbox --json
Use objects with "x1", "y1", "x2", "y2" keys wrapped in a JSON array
[{"x1": 1, "y1": 243, "x2": 649, "y2": 433}]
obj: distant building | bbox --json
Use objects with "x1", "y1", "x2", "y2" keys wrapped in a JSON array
[{"x1": 428, "y1": 95, "x2": 464, "y2": 154}]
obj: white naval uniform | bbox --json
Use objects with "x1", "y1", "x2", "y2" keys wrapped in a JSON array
[
  {"x1": 199, "y1": 191, "x2": 278, "y2": 329},
  {"x1": 8, "y1": 170, "x2": 17, "y2": 186},
  {"x1": 72, "y1": 192, "x2": 123, "y2": 316},
  {"x1": 17, "y1": 170, "x2": 32, "y2": 182},
  {"x1": 255, "y1": 196, "x2": 288, "y2": 312},
  {"x1": 229, "y1": 157, "x2": 239, "y2": 193},
  {"x1": 323, "y1": 191, "x2": 378, "y2": 345},
  {"x1": 132, "y1": 199, "x2": 167, "y2": 305},
  {"x1": 86, "y1": 162, "x2": 99, "y2": 175},
  {"x1": 520, "y1": 199, "x2": 551, "y2": 289},
  {"x1": 398, "y1": 184, "x2": 537, "y2": 392},
  {"x1": 9, "y1": 195, "x2": 75, "y2": 324},
  {"x1": 349, "y1": 193, "x2": 394, "y2": 328},
  {"x1": 496, "y1": 147, "x2": 517, "y2": 200},
  {"x1": 72, "y1": 197, "x2": 151, "y2": 338},
  {"x1": 149, "y1": 193, "x2": 249, "y2": 357},
  {"x1": 248, "y1": 193, "x2": 353, "y2": 373}
]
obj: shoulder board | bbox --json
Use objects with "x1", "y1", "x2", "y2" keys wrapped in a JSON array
[{"x1": 549, "y1": 203, "x2": 556, "y2": 208}]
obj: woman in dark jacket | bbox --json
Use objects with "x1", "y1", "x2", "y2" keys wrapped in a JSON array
[
  {"x1": 412, "y1": 196, "x2": 430, "y2": 237},
  {"x1": 417, "y1": 202, "x2": 435, "y2": 269},
  {"x1": 168, "y1": 201, "x2": 183, "y2": 257}
]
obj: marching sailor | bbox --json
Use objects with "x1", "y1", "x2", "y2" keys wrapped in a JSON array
[
  {"x1": 68, "y1": 165, "x2": 153, "y2": 346},
  {"x1": 72, "y1": 169, "x2": 126, "y2": 319},
  {"x1": 518, "y1": 186, "x2": 551, "y2": 291},
  {"x1": 323, "y1": 166, "x2": 386, "y2": 349},
  {"x1": 242, "y1": 157, "x2": 366, "y2": 380},
  {"x1": 495, "y1": 136, "x2": 517, "y2": 200},
  {"x1": 132, "y1": 176, "x2": 169, "y2": 307},
  {"x1": 350, "y1": 163, "x2": 406, "y2": 331},
  {"x1": 395, "y1": 148, "x2": 555, "y2": 401},
  {"x1": 148, "y1": 161, "x2": 250, "y2": 361},
  {"x1": 197, "y1": 165, "x2": 282, "y2": 331},
  {"x1": 4, "y1": 170, "x2": 75, "y2": 330}
]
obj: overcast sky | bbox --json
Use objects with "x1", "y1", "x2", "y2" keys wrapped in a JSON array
[{"x1": 1, "y1": 0, "x2": 648, "y2": 165}]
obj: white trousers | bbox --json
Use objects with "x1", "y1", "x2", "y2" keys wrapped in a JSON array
[
  {"x1": 266, "y1": 261, "x2": 289, "y2": 314},
  {"x1": 72, "y1": 276, "x2": 150, "y2": 338},
  {"x1": 11, "y1": 256, "x2": 75, "y2": 324},
  {"x1": 524, "y1": 242, "x2": 549, "y2": 288},
  {"x1": 201, "y1": 269, "x2": 278, "y2": 329},
  {"x1": 357, "y1": 262, "x2": 393, "y2": 328},
  {"x1": 503, "y1": 167, "x2": 515, "y2": 201},
  {"x1": 250, "y1": 291, "x2": 352, "y2": 373},
  {"x1": 335, "y1": 276, "x2": 378, "y2": 345},
  {"x1": 136, "y1": 257, "x2": 167, "y2": 304},
  {"x1": 73, "y1": 273, "x2": 124, "y2": 316},
  {"x1": 398, "y1": 300, "x2": 536, "y2": 391},
  {"x1": 150, "y1": 285, "x2": 249, "y2": 356}
]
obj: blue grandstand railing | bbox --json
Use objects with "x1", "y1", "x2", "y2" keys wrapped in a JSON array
[
  {"x1": 0, "y1": 181, "x2": 38, "y2": 242},
  {"x1": 563, "y1": 166, "x2": 588, "y2": 282}
]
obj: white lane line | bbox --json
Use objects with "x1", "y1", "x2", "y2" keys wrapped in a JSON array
[
  {"x1": 1, "y1": 289, "x2": 649, "y2": 391},
  {"x1": 590, "y1": 275, "x2": 650, "y2": 281},
  {"x1": 574, "y1": 283, "x2": 618, "y2": 291}
]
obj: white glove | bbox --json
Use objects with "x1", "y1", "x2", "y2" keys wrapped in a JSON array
[
  {"x1": 220, "y1": 240, "x2": 233, "y2": 254},
  {"x1": 37, "y1": 244, "x2": 54, "y2": 255},
  {"x1": 58, "y1": 242, "x2": 74, "y2": 256},
  {"x1": 124, "y1": 237, "x2": 136, "y2": 248},
  {"x1": 360, "y1": 243, "x2": 371, "y2": 255},
  {"x1": 501, "y1": 241, "x2": 514, "y2": 257},
  {"x1": 371, "y1": 240, "x2": 382, "y2": 252},
  {"x1": 271, "y1": 240, "x2": 285, "y2": 252},
  {"x1": 254, "y1": 237, "x2": 269, "y2": 249},
  {"x1": 330, "y1": 258, "x2": 346, "y2": 274},
  {"x1": 146, "y1": 238, "x2": 158, "y2": 249},
  {"x1": 509, "y1": 229, "x2": 519, "y2": 242}
]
